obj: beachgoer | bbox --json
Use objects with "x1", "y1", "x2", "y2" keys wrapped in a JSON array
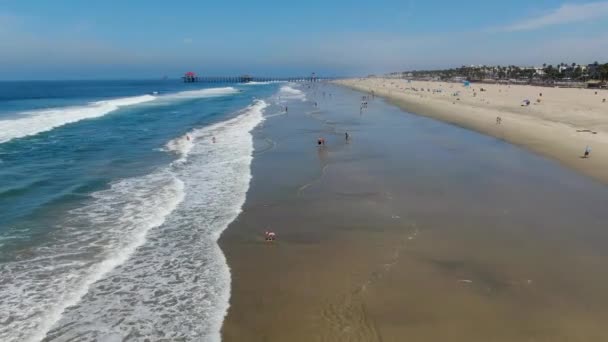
[
  {"x1": 212, "y1": 137, "x2": 216, "y2": 143},
  {"x1": 496, "y1": 116, "x2": 502, "y2": 125},
  {"x1": 318, "y1": 138, "x2": 323, "y2": 146},
  {"x1": 584, "y1": 145, "x2": 591, "y2": 158},
  {"x1": 345, "y1": 132, "x2": 349, "y2": 141},
  {"x1": 264, "y1": 231, "x2": 276, "y2": 242},
  {"x1": 186, "y1": 135, "x2": 191, "y2": 141},
  {"x1": 285, "y1": 106, "x2": 288, "y2": 113}
]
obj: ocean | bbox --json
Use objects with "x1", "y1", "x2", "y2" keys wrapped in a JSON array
[{"x1": 0, "y1": 79, "x2": 304, "y2": 341}]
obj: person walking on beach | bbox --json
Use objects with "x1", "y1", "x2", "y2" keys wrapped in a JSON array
[
  {"x1": 496, "y1": 116, "x2": 502, "y2": 125},
  {"x1": 345, "y1": 132, "x2": 349, "y2": 141},
  {"x1": 584, "y1": 145, "x2": 591, "y2": 158}
]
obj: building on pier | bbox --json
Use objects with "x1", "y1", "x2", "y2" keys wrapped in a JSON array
[{"x1": 183, "y1": 72, "x2": 197, "y2": 83}]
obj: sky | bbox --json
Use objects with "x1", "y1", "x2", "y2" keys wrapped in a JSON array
[{"x1": 1, "y1": 0, "x2": 608, "y2": 80}]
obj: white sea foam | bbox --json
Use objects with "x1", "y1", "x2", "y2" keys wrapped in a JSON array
[
  {"x1": 0, "y1": 95, "x2": 156, "y2": 144},
  {"x1": 164, "y1": 133, "x2": 195, "y2": 160},
  {"x1": 243, "y1": 81, "x2": 287, "y2": 85},
  {"x1": 0, "y1": 100, "x2": 267, "y2": 342},
  {"x1": 0, "y1": 87, "x2": 238, "y2": 145},
  {"x1": 159, "y1": 87, "x2": 238, "y2": 100},
  {"x1": 0, "y1": 171, "x2": 185, "y2": 342},
  {"x1": 278, "y1": 84, "x2": 306, "y2": 101}
]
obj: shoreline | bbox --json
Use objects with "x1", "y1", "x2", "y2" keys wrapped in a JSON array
[
  {"x1": 335, "y1": 78, "x2": 608, "y2": 185},
  {"x1": 220, "y1": 83, "x2": 608, "y2": 341}
]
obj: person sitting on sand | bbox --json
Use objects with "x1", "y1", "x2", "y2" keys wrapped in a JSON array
[
  {"x1": 584, "y1": 145, "x2": 591, "y2": 158},
  {"x1": 264, "y1": 231, "x2": 276, "y2": 242}
]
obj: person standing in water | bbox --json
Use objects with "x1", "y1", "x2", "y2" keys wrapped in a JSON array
[{"x1": 345, "y1": 132, "x2": 349, "y2": 141}]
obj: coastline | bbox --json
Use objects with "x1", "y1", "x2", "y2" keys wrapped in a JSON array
[
  {"x1": 335, "y1": 78, "x2": 608, "y2": 184},
  {"x1": 220, "y1": 83, "x2": 608, "y2": 341}
]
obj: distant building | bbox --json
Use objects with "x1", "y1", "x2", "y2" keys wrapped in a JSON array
[
  {"x1": 587, "y1": 63, "x2": 601, "y2": 79},
  {"x1": 184, "y1": 71, "x2": 197, "y2": 83}
]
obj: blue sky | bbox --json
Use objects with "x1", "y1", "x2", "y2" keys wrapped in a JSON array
[{"x1": 1, "y1": 0, "x2": 607, "y2": 79}]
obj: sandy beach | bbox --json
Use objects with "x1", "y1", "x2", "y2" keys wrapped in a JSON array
[
  {"x1": 336, "y1": 78, "x2": 608, "y2": 184},
  {"x1": 221, "y1": 83, "x2": 608, "y2": 341}
]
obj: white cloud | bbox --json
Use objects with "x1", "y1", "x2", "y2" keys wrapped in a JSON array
[{"x1": 499, "y1": 1, "x2": 608, "y2": 32}]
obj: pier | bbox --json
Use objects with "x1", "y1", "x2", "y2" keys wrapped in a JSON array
[{"x1": 182, "y1": 72, "x2": 334, "y2": 83}]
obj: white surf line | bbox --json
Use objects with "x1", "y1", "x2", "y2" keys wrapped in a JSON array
[
  {"x1": 26, "y1": 173, "x2": 185, "y2": 342},
  {"x1": 0, "y1": 87, "x2": 239, "y2": 145}
]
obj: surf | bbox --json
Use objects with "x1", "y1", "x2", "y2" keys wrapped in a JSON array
[
  {"x1": 0, "y1": 99, "x2": 268, "y2": 342},
  {"x1": 0, "y1": 87, "x2": 239, "y2": 145},
  {"x1": 278, "y1": 84, "x2": 306, "y2": 101}
]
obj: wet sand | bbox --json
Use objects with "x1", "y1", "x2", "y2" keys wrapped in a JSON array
[
  {"x1": 220, "y1": 84, "x2": 608, "y2": 341},
  {"x1": 337, "y1": 78, "x2": 608, "y2": 185}
]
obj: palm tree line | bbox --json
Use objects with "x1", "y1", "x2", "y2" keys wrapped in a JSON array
[{"x1": 390, "y1": 62, "x2": 608, "y2": 82}]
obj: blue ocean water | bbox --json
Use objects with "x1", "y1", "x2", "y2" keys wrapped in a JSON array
[{"x1": 0, "y1": 80, "x2": 301, "y2": 341}]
